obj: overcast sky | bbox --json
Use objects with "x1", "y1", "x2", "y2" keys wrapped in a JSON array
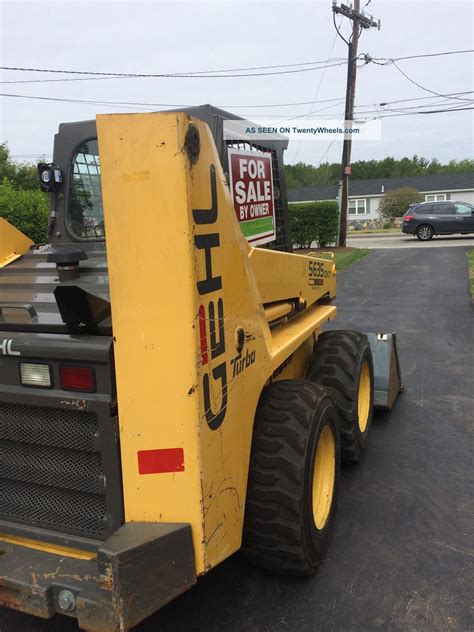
[{"x1": 1, "y1": 1, "x2": 473, "y2": 167}]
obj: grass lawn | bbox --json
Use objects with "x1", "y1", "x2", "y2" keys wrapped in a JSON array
[
  {"x1": 467, "y1": 249, "x2": 474, "y2": 302},
  {"x1": 333, "y1": 248, "x2": 371, "y2": 270},
  {"x1": 294, "y1": 247, "x2": 371, "y2": 271}
]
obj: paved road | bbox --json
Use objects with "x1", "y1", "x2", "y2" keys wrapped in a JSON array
[
  {"x1": 1, "y1": 247, "x2": 473, "y2": 632},
  {"x1": 347, "y1": 233, "x2": 474, "y2": 249}
]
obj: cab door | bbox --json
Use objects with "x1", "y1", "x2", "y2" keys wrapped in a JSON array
[{"x1": 453, "y1": 203, "x2": 474, "y2": 233}]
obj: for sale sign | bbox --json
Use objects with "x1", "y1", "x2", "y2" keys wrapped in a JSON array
[{"x1": 228, "y1": 148, "x2": 276, "y2": 246}]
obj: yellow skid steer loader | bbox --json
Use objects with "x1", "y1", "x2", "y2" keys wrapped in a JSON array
[{"x1": 0, "y1": 109, "x2": 402, "y2": 631}]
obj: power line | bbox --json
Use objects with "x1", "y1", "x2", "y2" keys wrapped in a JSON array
[
  {"x1": 292, "y1": 23, "x2": 342, "y2": 162},
  {"x1": 9, "y1": 106, "x2": 474, "y2": 162},
  {"x1": 364, "y1": 106, "x2": 474, "y2": 119},
  {"x1": 389, "y1": 61, "x2": 474, "y2": 103},
  {"x1": 0, "y1": 92, "x2": 158, "y2": 110},
  {"x1": 0, "y1": 92, "x2": 343, "y2": 118},
  {"x1": 355, "y1": 96, "x2": 474, "y2": 115},
  {"x1": 0, "y1": 60, "x2": 348, "y2": 80},
  {"x1": 377, "y1": 49, "x2": 474, "y2": 63},
  {"x1": 0, "y1": 92, "x2": 349, "y2": 108},
  {"x1": 333, "y1": 11, "x2": 349, "y2": 46},
  {"x1": 2, "y1": 48, "x2": 472, "y2": 82},
  {"x1": 2, "y1": 90, "x2": 474, "y2": 116},
  {"x1": 0, "y1": 56, "x2": 346, "y2": 76},
  {"x1": 233, "y1": 90, "x2": 474, "y2": 111},
  {"x1": 228, "y1": 97, "x2": 346, "y2": 108},
  {"x1": 0, "y1": 59, "x2": 349, "y2": 84},
  {"x1": 376, "y1": 90, "x2": 474, "y2": 107}
]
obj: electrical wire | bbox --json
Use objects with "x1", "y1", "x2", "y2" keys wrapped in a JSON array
[
  {"x1": 385, "y1": 49, "x2": 474, "y2": 62},
  {"x1": 376, "y1": 90, "x2": 474, "y2": 107},
  {"x1": 355, "y1": 97, "x2": 474, "y2": 116},
  {"x1": 1, "y1": 48, "x2": 471, "y2": 82},
  {"x1": 390, "y1": 61, "x2": 474, "y2": 103},
  {"x1": 0, "y1": 57, "x2": 348, "y2": 83},
  {"x1": 3, "y1": 91, "x2": 474, "y2": 118},
  {"x1": 0, "y1": 92, "x2": 158, "y2": 110},
  {"x1": 333, "y1": 11, "x2": 349, "y2": 46},
  {"x1": 292, "y1": 24, "x2": 342, "y2": 162},
  {"x1": 0, "y1": 60, "x2": 348, "y2": 80},
  {"x1": 365, "y1": 106, "x2": 474, "y2": 119}
]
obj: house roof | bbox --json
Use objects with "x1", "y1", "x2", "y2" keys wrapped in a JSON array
[{"x1": 288, "y1": 171, "x2": 474, "y2": 202}]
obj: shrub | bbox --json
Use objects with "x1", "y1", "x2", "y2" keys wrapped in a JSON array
[
  {"x1": 289, "y1": 200, "x2": 339, "y2": 248},
  {"x1": 0, "y1": 178, "x2": 49, "y2": 244},
  {"x1": 378, "y1": 187, "x2": 423, "y2": 219}
]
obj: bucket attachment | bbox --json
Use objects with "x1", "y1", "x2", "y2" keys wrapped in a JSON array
[
  {"x1": 0, "y1": 217, "x2": 33, "y2": 268},
  {"x1": 366, "y1": 333, "x2": 404, "y2": 410}
]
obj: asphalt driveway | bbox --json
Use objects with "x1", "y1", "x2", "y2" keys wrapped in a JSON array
[{"x1": 1, "y1": 247, "x2": 473, "y2": 632}]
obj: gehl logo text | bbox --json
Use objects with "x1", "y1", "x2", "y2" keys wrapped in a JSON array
[
  {"x1": 0, "y1": 339, "x2": 20, "y2": 356},
  {"x1": 194, "y1": 164, "x2": 228, "y2": 431}
]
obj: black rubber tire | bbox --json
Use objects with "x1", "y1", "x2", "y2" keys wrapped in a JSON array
[
  {"x1": 242, "y1": 379, "x2": 340, "y2": 576},
  {"x1": 416, "y1": 224, "x2": 434, "y2": 241},
  {"x1": 307, "y1": 330, "x2": 374, "y2": 464}
]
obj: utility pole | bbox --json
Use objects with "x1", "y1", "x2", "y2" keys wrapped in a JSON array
[{"x1": 332, "y1": 1, "x2": 380, "y2": 246}]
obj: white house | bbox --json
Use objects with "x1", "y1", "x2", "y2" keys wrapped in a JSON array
[{"x1": 288, "y1": 172, "x2": 474, "y2": 223}]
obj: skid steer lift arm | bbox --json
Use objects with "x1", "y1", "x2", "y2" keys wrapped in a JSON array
[{"x1": 0, "y1": 112, "x2": 336, "y2": 631}]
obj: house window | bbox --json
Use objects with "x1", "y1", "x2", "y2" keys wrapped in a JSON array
[
  {"x1": 425, "y1": 193, "x2": 446, "y2": 202},
  {"x1": 348, "y1": 199, "x2": 367, "y2": 215}
]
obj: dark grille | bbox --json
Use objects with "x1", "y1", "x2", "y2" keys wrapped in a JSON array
[
  {"x1": 0, "y1": 402, "x2": 97, "y2": 451},
  {"x1": 37, "y1": 242, "x2": 106, "y2": 254},
  {"x1": 0, "y1": 402, "x2": 108, "y2": 538}
]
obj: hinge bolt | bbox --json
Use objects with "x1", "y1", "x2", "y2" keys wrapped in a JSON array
[{"x1": 58, "y1": 589, "x2": 76, "y2": 611}]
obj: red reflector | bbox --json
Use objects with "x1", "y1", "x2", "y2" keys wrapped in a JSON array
[
  {"x1": 404, "y1": 215, "x2": 414, "y2": 221},
  {"x1": 138, "y1": 448, "x2": 185, "y2": 474},
  {"x1": 60, "y1": 365, "x2": 95, "y2": 392}
]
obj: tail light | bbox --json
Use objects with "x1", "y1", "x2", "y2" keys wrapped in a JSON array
[
  {"x1": 404, "y1": 215, "x2": 414, "y2": 221},
  {"x1": 60, "y1": 365, "x2": 95, "y2": 392}
]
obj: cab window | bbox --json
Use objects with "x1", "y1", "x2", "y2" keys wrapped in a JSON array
[{"x1": 68, "y1": 140, "x2": 105, "y2": 239}]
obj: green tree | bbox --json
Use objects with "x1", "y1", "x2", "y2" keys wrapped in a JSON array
[
  {"x1": 284, "y1": 155, "x2": 474, "y2": 187},
  {"x1": 285, "y1": 162, "x2": 321, "y2": 188},
  {"x1": 0, "y1": 143, "x2": 39, "y2": 190},
  {"x1": 378, "y1": 187, "x2": 423, "y2": 219},
  {"x1": 0, "y1": 178, "x2": 49, "y2": 243}
]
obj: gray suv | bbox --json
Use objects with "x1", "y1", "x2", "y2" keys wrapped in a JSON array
[{"x1": 402, "y1": 201, "x2": 474, "y2": 240}]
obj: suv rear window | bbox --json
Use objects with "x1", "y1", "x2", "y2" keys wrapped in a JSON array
[{"x1": 414, "y1": 204, "x2": 432, "y2": 214}]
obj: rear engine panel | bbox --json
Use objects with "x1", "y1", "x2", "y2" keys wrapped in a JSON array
[{"x1": 0, "y1": 332, "x2": 123, "y2": 542}]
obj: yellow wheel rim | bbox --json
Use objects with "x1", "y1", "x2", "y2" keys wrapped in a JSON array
[
  {"x1": 358, "y1": 360, "x2": 371, "y2": 433},
  {"x1": 312, "y1": 425, "x2": 336, "y2": 530}
]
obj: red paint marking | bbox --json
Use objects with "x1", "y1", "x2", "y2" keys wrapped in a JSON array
[
  {"x1": 198, "y1": 304, "x2": 208, "y2": 365},
  {"x1": 138, "y1": 448, "x2": 185, "y2": 474}
]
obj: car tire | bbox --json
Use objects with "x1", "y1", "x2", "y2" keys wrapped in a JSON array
[{"x1": 416, "y1": 225, "x2": 434, "y2": 241}]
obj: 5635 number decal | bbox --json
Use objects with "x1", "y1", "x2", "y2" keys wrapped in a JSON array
[{"x1": 308, "y1": 260, "x2": 330, "y2": 287}]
